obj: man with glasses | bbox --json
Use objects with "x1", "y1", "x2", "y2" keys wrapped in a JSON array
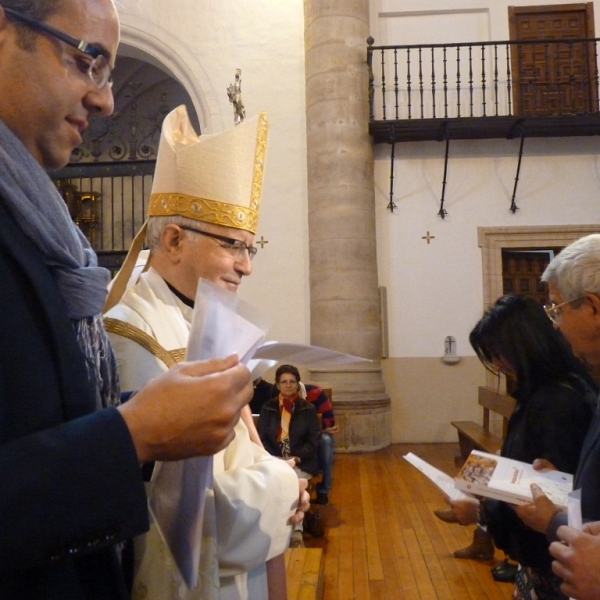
[
  {"x1": 0, "y1": 2, "x2": 252, "y2": 598},
  {"x1": 512, "y1": 234, "x2": 600, "y2": 599},
  {"x1": 105, "y1": 105, "x2": 307, "y2": 600}
]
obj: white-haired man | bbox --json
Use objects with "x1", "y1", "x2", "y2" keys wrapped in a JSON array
[
  {"x1": 105, "y1": 106, "x2": 307, "y2": 600},
  {"x1": 514, "y1": 233, "x2": 600, "y2": 600}
]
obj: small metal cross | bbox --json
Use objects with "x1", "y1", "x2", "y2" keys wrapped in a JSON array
[
  {"x1": 422, "y1": 231, "x2": 435, "y2": 244},
  {"x1": 257, "y1": 236, "x2": 269, "y2": 249}
]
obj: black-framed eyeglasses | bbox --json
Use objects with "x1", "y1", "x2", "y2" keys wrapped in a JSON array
[
  {"x1": 179, "y1": 226, "x2": 258, "y2": 261},
  {"x1": 3, "y1": 6, "x2": 113, "y2": 89}
]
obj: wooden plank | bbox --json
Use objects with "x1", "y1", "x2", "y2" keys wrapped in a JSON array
[
  {"x1": 284, "y1": 548, "x2": 293, "y2": 570},
  {"x1": 403, "y1": 526, "x2": 438, "y2": 600},
  {"x1": 359, "y1": 455, "x2": 384, "y2": 581},
  {"x1": 478, "y1": 386, "x2": 516, "y2": 419},
  {"x1": 297, "y1": 549, "x2": 324, "y2": 600},
  {"x1": 350, "y1": 456, "x2": 371, "y2": 600},
  {"x1": 405, "y1": 503, "x2": 454, "y2": 600},
  {"x1": 451, "y1": 421, "x2": 503, "y2": 455},
  {"x1": 286, "y1": 548, "x2": 307, "y2": 600}
]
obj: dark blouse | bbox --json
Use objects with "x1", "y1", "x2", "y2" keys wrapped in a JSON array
[{"x1": 485, "y1": 375, "x2": 595, "y2": 569}]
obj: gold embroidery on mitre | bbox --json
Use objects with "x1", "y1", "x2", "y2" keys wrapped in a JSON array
[
  {"x1": 251, "y1": 112, "x2": 268, "y2": 213},
  {"x1": 148, "y1": 193, "x2": 259, "y2": 233}
]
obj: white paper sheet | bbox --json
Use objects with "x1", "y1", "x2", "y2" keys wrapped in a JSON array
[{"x1": 404, "y1": 452, "x2": 472, "y2": 500}]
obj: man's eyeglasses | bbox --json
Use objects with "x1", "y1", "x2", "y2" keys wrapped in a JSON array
[
  {"x1": 544, "y1": 296, "x2": 586, "y2": 324},
  {"x1": 3, "y1": 6, "x2": 113, "y2": 89},
  {"x1": 179, "y1": 226, "x2": 258, "y2": 261}
]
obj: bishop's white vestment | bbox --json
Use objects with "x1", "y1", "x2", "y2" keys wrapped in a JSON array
[{"x1": 105, "y1": 268, "x2": 297, "y2": 600}]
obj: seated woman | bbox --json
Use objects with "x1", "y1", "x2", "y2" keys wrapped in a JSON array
[
  {"x1": 258, "y1": 364, "x2": 321, "y2": 547},
  {"x1": 258, "y1": 364, "x2": 320, "y2": 478},
  {"x1": 441, "y1": 294, "x2": 596, "y2": 600}
]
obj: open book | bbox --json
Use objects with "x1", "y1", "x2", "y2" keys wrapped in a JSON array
[{"x1": 454, "y1": 450, "x2": 573, "y2": 508}]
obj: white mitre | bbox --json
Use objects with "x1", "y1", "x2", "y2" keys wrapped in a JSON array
[{"x1": 149, "y1": 104, "x2": 268, "y2": 234}]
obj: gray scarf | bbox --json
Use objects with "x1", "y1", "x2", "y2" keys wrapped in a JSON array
[{"x1": 0, "y1": 118, "x2": 119, "y2": 409}]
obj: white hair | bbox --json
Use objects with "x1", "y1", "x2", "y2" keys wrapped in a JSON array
[
  {"x1": 145, "y1": 215, "x2": 209, "y2": 250},
  {"x1": 542, "y1": 234, "x2": 600, "y2": 300}
]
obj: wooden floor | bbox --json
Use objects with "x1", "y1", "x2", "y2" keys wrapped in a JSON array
[{"x1": 304, "y1": 443, "x2": 514, "y2": 600}]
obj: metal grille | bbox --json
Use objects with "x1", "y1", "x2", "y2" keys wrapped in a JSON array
[{"x1": 50, "y1": 161, "x2": 155, "y2": 274}]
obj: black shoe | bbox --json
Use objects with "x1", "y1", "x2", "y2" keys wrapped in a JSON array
[
  {"x1": 312, "y1": 492, "x2": 329, "y2": 505},
  {"x1": 491, "y1": 560, "x2": 518, "y2": 583},
  {"x1": 304, "y1": 510, "x2": 325, "y2": 538}
]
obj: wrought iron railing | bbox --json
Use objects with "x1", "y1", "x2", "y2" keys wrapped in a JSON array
[
  {"x1": 50, "y1": 161, "x2": 155, "y2": 274},
  {"x1": 367, "y1": 36, "x2": 600, "y2": 122}
]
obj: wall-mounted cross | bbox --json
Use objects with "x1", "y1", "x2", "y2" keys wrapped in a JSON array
[
  {"x1": 422, "y1": 231, "x2": 435, "y2": 244},
  {"x1": 257, "y1": 236, "x2": 269, "y2": 249}
]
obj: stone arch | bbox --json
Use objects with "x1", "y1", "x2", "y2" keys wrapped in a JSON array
[{"x1": 117, "y1": 20, "x2": 219, "y2": 133}]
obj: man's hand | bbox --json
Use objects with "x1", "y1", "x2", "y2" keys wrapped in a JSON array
[
  {"x1": 583, "y1": 521, "x2": 600, "y2": 536},
  {"x1": 532, "y1": 458, "x2": 557, "y2": 471},
  {"x1": 446, "y1": 497, "x2": 480, "y2": 525},
  {"x1": 289, "y1": 478, "x2": 310, "y2": 526},
  {"x1": 513, "y1": 483, "x2": 562, "y2": 533},
  {"x1": 550, "y1": 524, "x2": 600, "y2": 599},
  {"x1": 118, "y1": 354, "x2": 252, "y2": 462}
]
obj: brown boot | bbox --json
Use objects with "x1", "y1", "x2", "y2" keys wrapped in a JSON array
[
  {"x1": 453, "y1": 527, "x2": 494, "y2": 560},
  {"x1": 434, "y1": 508, "x2": 459, "y2": 524}
]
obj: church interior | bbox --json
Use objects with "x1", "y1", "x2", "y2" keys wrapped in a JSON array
[{"x1": 49, "y1": 0, "x2": 600, "y2": 596}]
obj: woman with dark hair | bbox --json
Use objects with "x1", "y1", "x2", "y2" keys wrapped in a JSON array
[
  {"x1": 258, "y1": 364, "x2": 322, "y2": 547},
  {"x1": 258, "y1": 365, "x2": 321, "y2": 478},
  {"x1": 443, "y1": 294, "x2": 596, "y2": 599}
]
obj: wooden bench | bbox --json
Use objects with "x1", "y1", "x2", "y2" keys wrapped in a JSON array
[
  {"x1": 285, "y1": 548, "x2": 324, "y2": 600},
  {"x1": 451, "y1": 386, "x2": 516, "y2": 465}
]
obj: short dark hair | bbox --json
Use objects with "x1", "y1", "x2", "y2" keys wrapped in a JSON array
[
  {"x1": 2, "y1": 1, "x2": 67, "y2": 50},
  {"x1": 275, "y1": 364, "x2": 301, "y2": 384},
  {"x1": 469, "y1": 294, "x2": 596, "y2": 398}
]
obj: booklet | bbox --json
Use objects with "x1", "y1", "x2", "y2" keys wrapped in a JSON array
[
  {"x1": 454, "y1": 450, "x2": 573, "y2": 508},
  {"x1": 404, "y1": 452, "x2": 473, "y2": 500}
]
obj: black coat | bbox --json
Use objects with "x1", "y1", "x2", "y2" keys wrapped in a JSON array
[
  {"x1": 257, "y1": 397, "x2": 321, "y2": 475},
  {"x1": 0, "y1": 200, "x2": 148, "y2": 598},
  {"x1": 549, "y1": 398, "x2": 600, "y2": 538},
  {"x1": 485, "y1": 376, "x2": 595, "y2": 569}
]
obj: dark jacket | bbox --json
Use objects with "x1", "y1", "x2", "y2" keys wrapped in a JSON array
[
  {"x1": 548, "y1": 398, "x2": 600, "y2": 539},
  {"x1": 0, "y1": 200, "x2": 148, "y2": 598},
  {"x1": 257, "y1": 397, "x2": 321, "y2": 475},
  {"x1": 485, "y1": 376, "x2": 595, "y2": 569}
]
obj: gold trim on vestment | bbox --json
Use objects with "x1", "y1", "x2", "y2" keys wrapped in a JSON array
[{"x1": 104, "y1": 317, "x2": 186, "y2": 368}]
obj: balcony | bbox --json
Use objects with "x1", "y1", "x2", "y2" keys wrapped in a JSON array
[{"x1": 367, "y1": 37, "x2": 600, "y2": 143}]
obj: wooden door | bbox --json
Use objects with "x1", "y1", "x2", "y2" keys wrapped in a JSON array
[
  {"x1": 509, "y1": 3, "x2": 597, "y2": 115},
  {"x1": 502, "y1": 248, "x2": 561, "y2": 393},
  {"x1": 501, "y1": 249, "x2": 561, "y2": 305}
]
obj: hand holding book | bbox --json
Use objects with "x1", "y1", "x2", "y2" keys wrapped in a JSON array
[
  {"x1": 513, "y1": 483, "x2": 565, "y2": 533},
  {"x1": 454, "y1": 450, "x2": 573, "y2": 509}
]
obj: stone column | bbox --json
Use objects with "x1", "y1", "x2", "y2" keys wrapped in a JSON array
[{"x1": 304, "y1": 0, "x2": 390, "y2": 451}]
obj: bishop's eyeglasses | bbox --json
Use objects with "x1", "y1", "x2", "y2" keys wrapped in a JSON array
[{"x1": 179, "y1": 226, "x2": 258, "y2": 261}]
